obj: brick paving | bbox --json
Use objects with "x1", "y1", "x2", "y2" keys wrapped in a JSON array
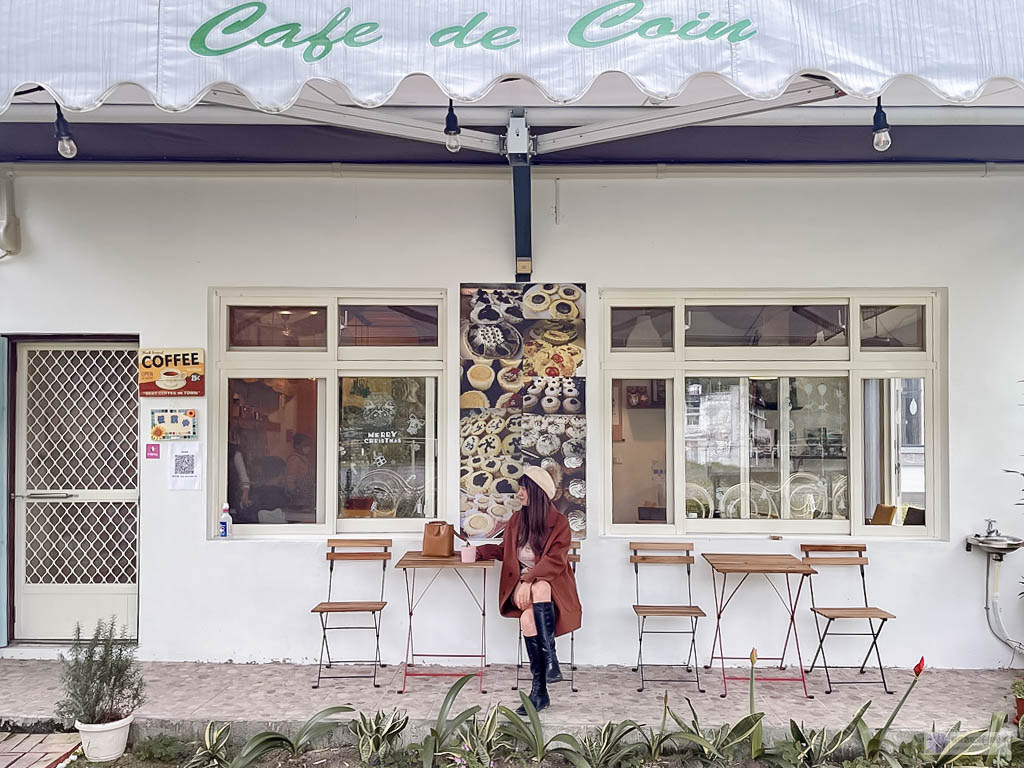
[
  {"x1": 0, "y1": 659, "x2": 1017, "y2": 732},
  {"x1": 0, "y1": 733, "x2": 81, "y2": 768}
]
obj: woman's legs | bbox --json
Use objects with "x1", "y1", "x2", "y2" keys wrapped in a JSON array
[
  {"x1": 519, "y1": 598, "x2": 537, "y2": 636},
  {"x1": 530, "y1": 580, "x2": 563, "y2": 684}
]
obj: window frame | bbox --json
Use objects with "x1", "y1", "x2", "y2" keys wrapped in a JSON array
[
  {"x1": 601, "y1": 288, "x2": 945, "y2": 539},
  {"x1": 209, "y1": 287, "x2": 448, "y2": 539}
]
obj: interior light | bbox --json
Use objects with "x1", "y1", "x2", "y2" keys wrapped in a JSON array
[
  {"x1": 53, "y1": 104, "x2": 77, "y2": 159},
  {"x1": 872, "y1": 97, "x2": 892, "y2": 152},
  {"x1": 278, "y1": 310, "x2": 293, "y2": 315},
  {"x1": 444, "y1": 99, "x2": 462, "y2": 153}
]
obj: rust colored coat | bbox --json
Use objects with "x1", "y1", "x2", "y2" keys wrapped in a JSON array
[{"x1": 476, "y1": 506, "x2": 582, "y2": 637}]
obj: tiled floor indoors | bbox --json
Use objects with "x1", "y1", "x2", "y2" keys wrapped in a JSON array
[{"x1": 1, "y1": 659, "x2": 1018, "y2": 734}]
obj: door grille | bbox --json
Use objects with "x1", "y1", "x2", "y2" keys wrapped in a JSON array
[
  {"x1": 24, "y1": 347, "x2": 139, "y2": 490},
  {"x1": 24, "y1": 501, "x2": 138, "y2": 584}
]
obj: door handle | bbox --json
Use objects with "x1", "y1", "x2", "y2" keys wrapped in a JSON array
[{"x1": 11, "y1": 492, "x2": 79, "y2": 500}]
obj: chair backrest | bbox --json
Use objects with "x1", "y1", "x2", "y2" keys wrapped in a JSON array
[
  {"x1": 800, "y1": 543, "x2": 870, "y2": 607},
  {"x1": 325, "y1": 539, "x2": 392, "y2": 603},
  {"x1": 869, "y1": 504, "x2": 897, "y2": 525},
  {"x1": 568, "y1": 540, "x2": 581, "y2": 570},
  {"x1": 629, "y1": 541, "x2": 695, "y2": 605}
]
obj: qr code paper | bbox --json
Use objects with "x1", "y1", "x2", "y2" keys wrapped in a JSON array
[{"x1": 174, "y1": 452, "x2": 196, "y2": 476}]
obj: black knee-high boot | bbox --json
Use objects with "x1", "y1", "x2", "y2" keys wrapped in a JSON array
[
  {"x1": 533, "y1": 601, "x2": 563, "y2": 684},
  {"x1": 516, "y1": 635, "x2": 549, "y2": 714}
]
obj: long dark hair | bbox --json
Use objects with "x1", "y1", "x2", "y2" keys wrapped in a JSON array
[{"x1": 517, "y1": 473, "x2": 550, "y2": 556}]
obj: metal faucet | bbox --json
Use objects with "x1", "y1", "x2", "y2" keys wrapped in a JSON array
[{"x1": 985, "y1": 518, "x2": 1000, "y2": 537}]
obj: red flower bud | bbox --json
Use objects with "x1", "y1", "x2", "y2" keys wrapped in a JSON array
[{"x1": 913, "y1": 656, "x2": 925, "y2": 677}]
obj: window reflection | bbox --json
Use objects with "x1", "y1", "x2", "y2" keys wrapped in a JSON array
[
  {"x1": 864, "y1": 378, "x2": 926, "y2": 525},
  {"x1": 339, "y1": 376, "x2": 437, "y2": 519},
  {"x1": 229, "y1": 307, "x2": 327, "y2": 348},
  {"x1": 612, "y1": 379, "x2": 672, "y2": 524},
  {"x1": 686, "y1": 305, "x2": 848, "y2": 347},
  {"x1": 227, "y1": 378, "x2": 320, "y2": 524}
]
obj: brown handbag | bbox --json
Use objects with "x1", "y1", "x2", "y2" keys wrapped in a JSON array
[{"x1": 422, "y1": 521, "x2": 455, "y2": 557}]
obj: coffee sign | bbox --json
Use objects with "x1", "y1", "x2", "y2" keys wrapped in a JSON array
[{"x1": 139, "y1": 348, "x2": 205, "y2": 397}]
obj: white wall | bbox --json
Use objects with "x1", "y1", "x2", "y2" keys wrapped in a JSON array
[{"x1": 1, "y1": 169, "x2": 1022, "y2": 669}]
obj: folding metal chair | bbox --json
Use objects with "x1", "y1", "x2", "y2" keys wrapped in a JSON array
[
  {"x1": 801, "y1": 543, "x2": 895, "y2": 694},
  {"x1": 311, "y1": 538, "x2": 391, "y2": 688},
  {"x1": 512, "y1": 540, "x2": 581, "y2": 693},
  {"x1": 630, "y1": 541, "x2": 705, "y2": 693}
]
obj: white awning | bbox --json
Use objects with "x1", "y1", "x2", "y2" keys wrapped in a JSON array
[{"x1": 3, "y1": 0, "x2": 1024, "y2": 112}]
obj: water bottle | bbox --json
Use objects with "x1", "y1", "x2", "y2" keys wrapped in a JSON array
[{"x1": 219, "y1": 503, "x2": 233, "y2": 538}]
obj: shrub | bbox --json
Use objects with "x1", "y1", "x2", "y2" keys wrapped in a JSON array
[
  {"x1": 133, "y1": 734, "x2": 190, "y2": 763},
  {"x1": 55, "y1": 618, "x2": 145, "y2": 725}
]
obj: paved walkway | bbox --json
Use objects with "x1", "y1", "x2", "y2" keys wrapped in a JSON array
[{"x1": 0, "y1": 659, "x2": 1017, "y2": 734}]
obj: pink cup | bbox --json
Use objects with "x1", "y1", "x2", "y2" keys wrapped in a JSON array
[{"x1": 460, "y1": 545, "x2": 478, "y2": 564}]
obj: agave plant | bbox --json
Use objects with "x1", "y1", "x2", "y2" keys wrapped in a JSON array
[
  {"x1": 551, "y1": 720, "x2": 642, "y2": 768},
  {"x1": 351, "y1": 708, "x2": 409, "y2": 765},
  {"x1": 229, "y1": 706, "x2": 353, "y2": 768},
  {"x1": 496, "y1": 691, "x2": 564, "y2": 763},
  {"x1": 417, "y1": 675, "x2": 482, "y2": 768},
  {"x1": 927, "y1": 713, "x2": 1009, "y2": 767},
  {"x1": 667, "y1": 697, "x2": 764, "y2": 765},
  {"x1": 782, "y1": 702, "x2": 869, "y2": 767},
  {"x1": 637, "y1": 693, "x2": 679, "y2": 762},
  {"x1": 184, "y1": 722, "x2": 231, "y2": 768}
]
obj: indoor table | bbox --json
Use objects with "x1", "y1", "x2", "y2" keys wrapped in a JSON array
[
  {"x1": 702, "y1": 553, "x2": 817, "y2": 699},
  {"x1": 395, "y1": 551, "x2": 493, "y2": 694}
]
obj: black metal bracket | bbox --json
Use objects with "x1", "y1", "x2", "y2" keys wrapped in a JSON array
[{"x1": 502, "y1": 108, "x2": 535, "y2": 282}]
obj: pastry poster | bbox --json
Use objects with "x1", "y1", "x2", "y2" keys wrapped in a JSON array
[
  {"x1": 139, "y1": 348, "x2": 205, "y2": 397},
  {"x1": 459, "y1": 283, "x2": 587, "y2": 540}
]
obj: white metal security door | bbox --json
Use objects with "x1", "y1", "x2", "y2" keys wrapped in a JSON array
[{"x1": 13, "y1": 342, "x2": 139, "y2": 640}]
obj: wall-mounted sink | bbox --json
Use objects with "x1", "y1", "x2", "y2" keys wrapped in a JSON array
[{"x1": 966, "y1": 534, "x2": 1024, "y2": 557}]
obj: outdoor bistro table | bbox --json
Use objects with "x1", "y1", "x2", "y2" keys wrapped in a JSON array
[
  {"x1": 395, "y1": 551, "x2": 494, "y2": 694},
  {"x1": 702, "y1": 553, "x2": 817, "y2": 699}
]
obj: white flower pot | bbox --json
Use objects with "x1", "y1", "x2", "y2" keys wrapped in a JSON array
[{"x1": 75, "y1": 714, "x2": 134, "y2": 762}]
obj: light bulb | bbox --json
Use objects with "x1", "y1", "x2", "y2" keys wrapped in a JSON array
[
  {"x1": 57, "y1": 136, "x2": 77, "y2": 159},
  {"x1": 445, "y1": 133, "x2": 462, "y2": 153},
  {"x1": 873, "y1": 129, "x2": 892, "y2": 152}
]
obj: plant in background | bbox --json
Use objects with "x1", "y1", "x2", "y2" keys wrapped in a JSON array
[
  {"x1": 55, "y1": 618, "x2": 146, "y2": 725},
  {"x1": 418, "y1": 676, "x2": 481, "y2": 768},
  {"x1": 667, "y1": 697, "x2": 764, "y2": 765},
  {"x1": 779, "y1": 703, "x2": 869, "y2": 768},
  {"x1": 856, "y1": 656, "x2": 925, "y2": 766},
  {"x1": 351, "y1": 709, "x2": 409, "y2": 765},
  {"x1": 551, "y1": 720, "x2": 641, "y2": 768},
  {"x1": 496, "y1": 692, "x2": 563, "y2": 763},
  {"x1": 133, "y1": 733, "x2": 190, "y2": 763},
  {"x1": 748, "y1": 648, "x2": 766, "y2": 762},
  {"x1": 229, "y1": 706, "x2": 353, "y2": 768},
  {"x1": 637, "y1": 693, "x2": 680, "y2": 763},
  {"x1": 184, "y1": 722, "x2": 231, "y2": 768},
  {"x1": 441, "y1": 706, "x2": 502, "y2": 768},
  {"x1": 925, "y1": 713, "x2": 1008, "y2": 767}
]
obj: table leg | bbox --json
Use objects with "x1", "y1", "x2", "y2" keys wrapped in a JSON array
[
  {"x1": 707, "y1": 570, "x2": 729, "y2": 698},
  {"x1": 479, "y1": 569, "x2": 487, "y2": 693},
  {"x1": 785, "y1": 573, "x2": 813, "y2": 699},
  {"x1": 398, "y1": 567, "x2": 414, "y2": 694}
]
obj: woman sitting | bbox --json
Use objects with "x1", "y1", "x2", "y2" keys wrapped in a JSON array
[{"x1": 476, "y1": 466, "x2": 582, "y2": 713}]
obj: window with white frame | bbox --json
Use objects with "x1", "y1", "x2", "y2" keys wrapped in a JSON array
[
  {"x1": 602, "y1": 291, "x2": 943, "y2": 537},
  {"x1": 211, "y1": 289, "x2": 446, "y2": 536}
]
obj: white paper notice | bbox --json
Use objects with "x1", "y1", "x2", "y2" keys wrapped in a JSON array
[{"x1": 168, "y1": 442, "x2": 203, "y2": 491}]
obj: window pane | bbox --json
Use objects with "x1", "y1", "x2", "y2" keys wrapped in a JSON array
[
  {"x1": 685, "y1": 305, "x2": 848, "y2": 347},
  {"x1": 610, "y1": 307, "x2": 674, "y2": 350},
  {"x1": 860, "y1": 305, "x2": 926, "y2": 350},
  {"x1": 864, "y1": 377, "x2": 926, "y2": 526},
  {"x1": 748, "y1": 378, "x2": 782, "y2": 518},
  {"x1": 612, "y1": 379, "x2": 672, "y2": 524},
  {"x1": 227, "y1": 378, "x2": 320, "y2": 524},
  {"x1": 339, "y1": 376, "x2": 437, "y2": 520},
  {"x1": 788, "y1": 377, "x2": 849, "y2": 520},
  {"x1": 685, "y1": 378, "x2": 742, "y2": 518},
  {"x1": 229, "y1": 306, "x2": 327, "y2": 348},
  {"x1": 339, "y1": 304, "x2": 439, "y2": 347}
]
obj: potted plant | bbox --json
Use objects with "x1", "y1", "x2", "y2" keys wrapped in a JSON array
[
  {"x1": 56, "y1": 618, "x2": 146, "y2": 762},
  {"x1": 1012, "y1": 679, "x2": 1024, "y2": 724}
]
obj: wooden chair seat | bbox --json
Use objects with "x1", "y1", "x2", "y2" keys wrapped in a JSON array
[
  {"x1": 811, "y1": 606, "x2": 894, "y2": 620},
  {"x1": 312, "y1": 600, "x2": 387, "y2": 614},
  {"x1": 633, "y1": 604, "x2": 706, "y2": 618}
]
